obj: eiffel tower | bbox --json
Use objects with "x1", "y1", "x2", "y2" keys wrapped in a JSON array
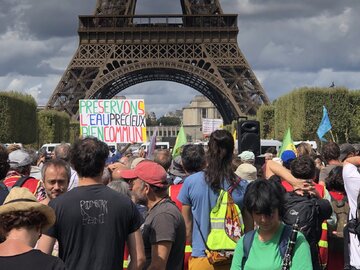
[{"x1": 46, "y1": 0, "x2": 270, "y2": 124}]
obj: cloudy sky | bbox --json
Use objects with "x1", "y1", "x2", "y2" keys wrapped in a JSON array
[{"x1": 0, "y1": 0, "x2": 359, "y2": 117}]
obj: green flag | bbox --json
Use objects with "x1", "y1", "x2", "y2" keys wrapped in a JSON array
[
  {"x1": 172, "y1": 125, "x2": 187, "y2": 157},
  {"x1": 278, "y1": 127, "x2": 297, "y2": 157}
]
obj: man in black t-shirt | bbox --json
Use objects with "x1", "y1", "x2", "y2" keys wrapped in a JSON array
[
  {"x1": 121, "y1": 161, "x2": 186, "y2": 270},
  {"x1": 38, "y1": 137, "x2": 145, "y2": 270}
]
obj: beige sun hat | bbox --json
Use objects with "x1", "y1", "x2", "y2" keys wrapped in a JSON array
[{"x1": 0, "y1": 187, "x2": 55, "y2": 232}]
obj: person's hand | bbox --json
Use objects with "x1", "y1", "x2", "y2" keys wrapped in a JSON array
[
  {"x1": 293, "y1": 180, "x2": 316, "y2": 196},
  {"x1": 139, "y1": 149, "x2": 146, "y2": 158}
]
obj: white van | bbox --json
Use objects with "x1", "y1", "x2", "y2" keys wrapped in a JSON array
[
  {"x1": 136, "y1": 142, "x2": 170, "y2": 153},
  {"x1": 260, "y1": 139, "x2": 282, "y2": 155},
  {"x1": 39, "y1": 143, "x2": 62, "y2": 156}
]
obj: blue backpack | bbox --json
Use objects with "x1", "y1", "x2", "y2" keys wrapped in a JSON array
[{"x1": 241, "y1": 224, "x2": 292, "y2": 268}]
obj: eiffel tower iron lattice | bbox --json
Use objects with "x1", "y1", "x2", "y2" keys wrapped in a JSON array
[{"x1": 46, "y1": 0, "x2": 270, "y2": 124}]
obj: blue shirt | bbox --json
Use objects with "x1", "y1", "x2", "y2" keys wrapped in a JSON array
[{"x1": 177, "y1": 171, "x2": 248, "y2": 257}]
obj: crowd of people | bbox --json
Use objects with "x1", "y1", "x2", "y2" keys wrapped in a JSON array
[{"x1": 0, "y1": 132, "x2": 360, "y2": 270}]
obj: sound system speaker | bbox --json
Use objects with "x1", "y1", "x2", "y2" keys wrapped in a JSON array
[{"x1": 237, "y1": 120, "x2": 260, "y2": 156}]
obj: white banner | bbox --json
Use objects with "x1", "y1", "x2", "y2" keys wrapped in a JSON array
[
  {"x1": 79, "y1": 99, "x2": 147, "y2": 143},
  {"x1": 202, "y1": 118, "x2": 223, "y2": 135}
]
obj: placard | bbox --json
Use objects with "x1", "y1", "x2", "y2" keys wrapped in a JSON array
[
  {"x1": 202, "y1": 118, "x2": 223, "y2": 135},
  {"x1": 79, "y1": 99, "x2": 147, "y2": 143}
]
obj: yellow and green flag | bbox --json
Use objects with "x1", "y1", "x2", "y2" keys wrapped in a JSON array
[
  {"x1": 172, "y1": 125, "x2": 187, "y2": 158},
  {"x1": 278, "y1": 127, "x2": 297, "y2": 157}
]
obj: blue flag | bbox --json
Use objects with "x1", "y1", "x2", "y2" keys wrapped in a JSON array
[{"x1": 317, "y1": 106, "x2": 332, "y2": 141}]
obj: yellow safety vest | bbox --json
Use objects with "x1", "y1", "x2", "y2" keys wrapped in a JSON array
[{"x1": 206, "y1": 190, "x2": 244, "y2": 250}]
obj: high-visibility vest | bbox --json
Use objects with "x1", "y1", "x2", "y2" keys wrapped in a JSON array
[
  {"x1": 169, "y1": 184, "x2": 191, "y2": 270},
  {"x1": 206, "y1": 190, "x2": 244, "y2": 250}
]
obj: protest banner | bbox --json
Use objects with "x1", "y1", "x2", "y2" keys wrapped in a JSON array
[
  {"x1": 202, "y1": 118, "x2": 223, "y2": 136},
  {"x1": 79, "y1": 99, "x2": 147, "y2": 143}
]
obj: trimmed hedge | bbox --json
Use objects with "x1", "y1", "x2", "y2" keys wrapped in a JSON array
[
  {"x1": 69, "y1": 121, "x2": 80, "y2": 144},
  {"x1": 0, "y1": 92, "x2": 37, "y2": 144},
  {"x1": 275, "y1": 87, "x2": 350, "y2": 142},
  {"x1": 38, "y1": 110, "x2": 70, "y2": 145},
  {"x1": 257, "y1": 87, "x2": 359, "y2": 144},
  {"x1": 348, "y1": 90, "x2": 360, "y2": 142},
  {"x1": 257, "y1": 105, "x2": 275, "y2": 139}
]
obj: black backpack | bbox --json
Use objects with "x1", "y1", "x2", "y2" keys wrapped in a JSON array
[
  {"x1": 0, "y1": 176, "x2": 32, "y2": 205},
  {"x1": 283, "y1": 192, "x2": 322, "y2": 244},
  {"x1": 348, "y1": 190, "x2": 360, "y2": 239},
  {"x1": 282, "y1": 192, "x2": 324, "y2": 270}
]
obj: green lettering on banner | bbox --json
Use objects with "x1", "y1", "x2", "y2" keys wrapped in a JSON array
[
  {"x1": 89, "y1": 126, "x2": 104, "y2": 141},
  {"x1": 110, "y1": 100, "x2": 117, "y2": 113},
  {"x1": 116, "y1": 100, "x2": 124, "y2": 114},
  {"x1": 130, "y1": 100, "x2": 138, "y2": 115},
  {"x1": 80, "y1": 126, "x2": 89, "y2": 136},
  {"x1": 85, "y1": 100, "x2": 93, "y2": 113},
  {"x1": 79, "y1": 100, "x2": 86, "y2": 114}
]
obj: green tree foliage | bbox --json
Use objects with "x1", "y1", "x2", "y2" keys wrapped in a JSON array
[
  {"x1": 0, "y1": 92, "x2": 37, "y2": 144},
  {"x1": 157, "y1": 116, "x2": 181, "y2": 126},
  {"x1": 69, "y1": 121, "x2": 80, "y2": 144},
  {"x1": 257, "y1": 105, "x2": 275, "y2": 139},
  {"x1": 38, "y1": 110, "x2": 70, "y2": 145}
]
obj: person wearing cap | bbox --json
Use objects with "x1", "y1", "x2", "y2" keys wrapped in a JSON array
[
  {"x1": 319, "y1": 142, "x2": 342, "y2": 186},
  {"x1": 37, "y1": 137, "x2": 145, "y2": 270},
  {"x1": 3, "y1": 149, "x2": 48, "y2": 204},
  {"x1": 0, "y1": 187, "x2": 66, "y2": 269},
  {"x1": 280, "y1": 150, "x2": 297, "y2": 169},
  {"x1": 120, "y1": 160, "x2": 186, "y2": 270},
  {"x1": 339, "y1": 143, "x2": 357, "y2": 163},
  {"x1": 235, "y1": 163, "x2": 257, "y2": 182},
  {"x1": 238, "y1": 150, "x2": 255, "y2": 165}
]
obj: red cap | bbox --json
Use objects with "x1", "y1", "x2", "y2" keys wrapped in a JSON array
[{"x1": 120, "y1": 161, "x2": 168, "y2": 188}]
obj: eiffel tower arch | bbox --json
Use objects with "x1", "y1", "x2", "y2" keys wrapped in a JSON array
[{"x1": 46, "y1": 0, "x2": 270, "y2": 124}]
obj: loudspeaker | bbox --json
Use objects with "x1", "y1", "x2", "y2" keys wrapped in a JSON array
[{"x1": 237, "y1": 120, "x2": 260, "y2": 156}]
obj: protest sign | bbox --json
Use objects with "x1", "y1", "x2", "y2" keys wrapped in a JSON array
[
  {"x1": 79, "y1": 99, "x2": 147, "y2": 143},
  {"x1": 202, "y1": 118, "x2": 223, "y2": 136}
]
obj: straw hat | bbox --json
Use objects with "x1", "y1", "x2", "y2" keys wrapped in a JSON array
[{"x1": 0, "y1": 187, "x2": 55, "y2": 232}]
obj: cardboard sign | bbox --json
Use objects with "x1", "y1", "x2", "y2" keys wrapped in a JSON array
[
  {"x1": 79, "y1": 99, "x2": 147, "y2": 143},
  {"x1": 202, "y1": 118, "x2": 223, "y2": 135}
]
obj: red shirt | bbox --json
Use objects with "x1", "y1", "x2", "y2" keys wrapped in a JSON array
[
  {"x1": 281, "y1": 179, "x2": 325, "y2": 198},
  {"x1": 4, "y1": 171, "x2": 47, "y2": 202}
]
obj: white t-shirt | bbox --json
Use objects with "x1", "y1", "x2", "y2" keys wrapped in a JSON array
[{"x1": 343, "y1": 163, "x2": 360, "y2": 268}]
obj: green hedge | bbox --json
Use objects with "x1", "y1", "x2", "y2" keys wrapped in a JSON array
[
  {"x1": 269, "y1": 87, "x2": 353, "y2": 143},
  {"x1": 256, "y1": 87, "x2": 360, "y2": 143},
  {"x1": 38, "y1": 110, "x2": 70, "y2": 145},
  {"x1": 257, "y1": 105, "x2": 275, "y2": 139},
  {"x1": 348, "y1": 90, "x2": 360, "y2": 142},
  {"x1": 0, "y1": 92, "x2": 37, "y2": 144},
  {"x1": 69, "y1": 121, "x2": 80, "y2": 144}
]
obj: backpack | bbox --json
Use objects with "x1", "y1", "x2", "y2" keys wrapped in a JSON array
[
  {"x1": 282, "y1": 192, "x2": 324, "y2": 269},
  {"x1": 241, "y1": 224, "x2": 292, "y2": 268},
  {"x1": 328, "y1": 195, "x2": 350, "y2": 238},
  {"x1": 347, "y1": 190, "x2": 360, "y2": 239},
  {"x1": 0, "y1": 176, "x2": 32, "y2": 205},
  {"x1": 283, "y1": 193, "x2": 322, "y2": 245},
  {"x1": 194, "y1": 181, "x2": 244, "y2": 265}
]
